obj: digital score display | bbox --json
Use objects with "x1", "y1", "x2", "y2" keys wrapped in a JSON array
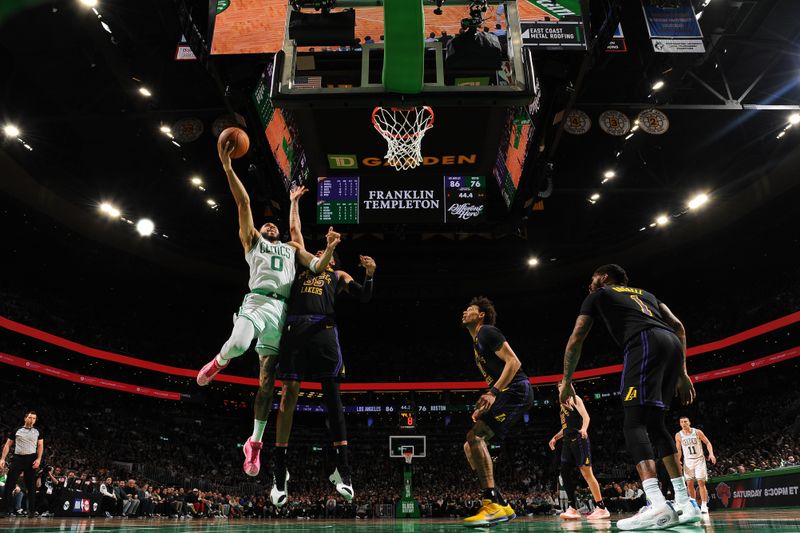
[
  {"x1": 317, "y1": 177, "x2": 359, "y2": 224},
  {"x1": 316, "y1": 176, "x2": 485, "y2": 224},
  {"x1": 399, "y1": 410, "x2": 416, "y2": 430}
]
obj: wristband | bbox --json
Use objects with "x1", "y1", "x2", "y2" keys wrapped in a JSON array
[
  {"x1": 309, "y1": 256, "x2": 321, "y2": 274},
  {"x1": 488, "y1": 386, "x2": 500, "y2": 397}
]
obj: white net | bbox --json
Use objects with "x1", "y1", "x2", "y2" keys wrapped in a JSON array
[{"x1": 371, "y1": 106, "x2": 435, "y2": 171}]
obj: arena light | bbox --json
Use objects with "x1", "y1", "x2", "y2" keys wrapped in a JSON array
[
  {"x1": 652, "y1": 80, "x2": 665, "y2": 91},
  {"x1": 590, "y1": 193, "x2": 601, "y2": 201},
  {"x1": 656, "y1": 214, "x2": 670, "y2": 226},
  {"x1": 3, "y1": 124, "x2": 20, "y2": 138},
  {"x1": 138, "y1": 87, "x2": 152, "y2": 97},
  {"x1": 99, "y1": 202, "x2": 121, "y2": 218},
  {"x1": 190, "y1": 177, "x2": 203, "y2": 186},
  {"x1": 206, "y1": 198, "x2": 217, "y2": 208},
  {"x1": 789, "y1": 113, "x2": 800, "y2": 126},
  {"x1": 687, "y1": 193, "x2": 709, "y2": 210},
  {"x1": 79, "y1": 0, "x2": 98, "y2": 7},
  {"x1": 527, "y1": 257, "x2": 539, "y2": 267},
  {"x1": 603, "y1": 170, "x2": 616, "y2": 179},
  {"x1": 625, "y1": 133, "x2": 634, "y2": 140},
  {"x1": 136, "y1": 218, "x2": 155, "y2": 237},
  {"x1": 777, "y1": 131, "x2": 787, "y2": 139}
]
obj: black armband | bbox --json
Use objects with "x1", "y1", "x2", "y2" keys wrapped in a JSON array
[
  {"x1": 488, "y1": 386, "x2": 501, "y2": 397},
  {"x1": 347, "y1": 276, "x2": 374, "y2": 303}
]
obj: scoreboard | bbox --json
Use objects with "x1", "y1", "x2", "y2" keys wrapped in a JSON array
[{"x1": 317, "y1": 175, "x2": 485, "y2": 225}]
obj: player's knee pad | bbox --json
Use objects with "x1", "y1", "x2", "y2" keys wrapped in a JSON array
[{"x1": 623, "y1": 406, "x2": 655, "y2": 464}]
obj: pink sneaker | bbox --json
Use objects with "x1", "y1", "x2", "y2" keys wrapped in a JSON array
[
  {"x1": 196, "y1": 357, "x2": 227, "y2": 386},
  {"x1": 587, "y1": 506, "x2": 611, "y2": 520},
  {"x1": 243, "y1": 437, "x2": 263, "y2": 476},
  {"x1": 560, "y1": 507, "x2": 582, "y2": 520}
]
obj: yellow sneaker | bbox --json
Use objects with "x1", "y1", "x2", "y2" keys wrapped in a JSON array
[
  {"x1": 500, "y1": 503, "x2": 516, "y2": 522},
  {"x1": 463, "y1": 500, "x2": 508, "y2": 527}
]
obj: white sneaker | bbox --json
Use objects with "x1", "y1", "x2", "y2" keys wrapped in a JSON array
[
  {"x1": 270, "y1": 469, "x2": 290, "y2": 507},
  {"x1": 700, "y1": 502, "x2": 709, "y2": 514},
  {"x1": 329, "y1": 467, "x2": 354, "y2": 502},
  {"x1": 676, "y1": 498, "x2": 702, "y2": 524},
  {"x1": 617, "y1": 502, "x2": 680, "y2": 531}
]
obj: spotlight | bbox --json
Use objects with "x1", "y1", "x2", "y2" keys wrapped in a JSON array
[
  {"x1": 79, "y1": 0, "x2": 98, "y2": 7},
  {"x1": 99, "y1": 202, "x2": 121, "y2": 218},
  {"x1": 191, "y1": 177, "x2": 203, "y2": 186},
  {"x1": 3, "y1": 124, "x2": 20, "y2": 137},
  {"x1": 656, "y1": 214, "x2": 669, "y2": 226},
  {"x1": 138, "y1": 87, "x2": 152, "y2": 97},
  {"x1": 651, "y1": 80, "x2": 665, "y2": 91},
  {"x1": 603, "y1": 170, "x2": 615, "y2": 179},
  {"x1": 527, "y1": 257, "x2": 539, "y2": 267},
  {"x1": 631, "y1": 124, "x2": 640, "y2": 132},
  {"x1": 206, "y1": 198, "x2": 217, "y2": 206},
  {"x1": 789, "y1": 113, "x2": 800, "y2": 126},
  {"x1": 687, "y1": 193, "x2": 709, "y2": 210},
  {"x1": 590, "y1": 193, "x2": 600, "y2": 200},
  {"x1": 136, "y1": 218, "x2": 155, "y2": 237},
  {"x1": 160, "y1": 125, "x2": 171, "y2": 133},
  {"x1": 777, "y1": 131, "x2": 786, "y2": 139}
]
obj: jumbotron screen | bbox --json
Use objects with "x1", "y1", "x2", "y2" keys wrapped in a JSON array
[
  {"x1": 316, "y1": 175, "x2": 485, "y2": 225},
  {"x1": 211, "y1": 1, "x2": 551, "y2": 55}
]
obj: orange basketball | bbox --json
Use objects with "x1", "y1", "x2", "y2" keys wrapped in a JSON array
[{"x1": 218, "y1": 127, "x2": 250, "y2": 159}]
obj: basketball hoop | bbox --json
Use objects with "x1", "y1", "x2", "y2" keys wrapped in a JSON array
[
  {"x1": 402, "y1": 449, "x2": 414, "y2": 465},
  {"x1": 371, "y1": 106, "x2": 435, "y2": 171}
]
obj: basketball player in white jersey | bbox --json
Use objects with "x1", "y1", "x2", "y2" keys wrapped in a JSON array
[
  {"x1": 675, "y1": 416, "x2": 716, "y2": 513},
  {"x1": 196, "y1": 140, "x2": 340, "y2": 477}
]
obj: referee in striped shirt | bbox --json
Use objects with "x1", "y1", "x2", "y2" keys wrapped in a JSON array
[{"x1": 1, "y1": 411, "x2": 44, "y2": 518}]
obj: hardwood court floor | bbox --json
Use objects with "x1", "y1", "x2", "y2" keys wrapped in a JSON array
[{"x1": 1, "y1": 509, "x2": 800, "y2": 532}]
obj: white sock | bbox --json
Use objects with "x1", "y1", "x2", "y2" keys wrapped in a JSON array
[
  {"x1": 252, "y1": 419, "x2": 267, "y2": 442},
  {"x1": 642, "y1": 478, "x2": 666, "y2": 507},
  {"x1": 671, "y1": 477, "x2": 689, "y2": 504}
]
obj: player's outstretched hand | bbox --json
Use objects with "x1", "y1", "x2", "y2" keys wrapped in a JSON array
[
  {"x1": 675, "y1": 374, "x2": 696, "y2": 405},
  {"x1": 289, "y1": 185, "x2": 308, "y2": 203},
  {"x1": 326, "y1": 227, "x2": 341, "y2": 248},
  {"x1": 218, "y1": 140, "x2": 235, "y2": 169},
  {"x1": 709, "y1": 454, "x2": 717, "y2": 465},
  {"x1": 558, "y1": 379, "x2": 575, "y2": 404},
  {"x1": 548, "y1": 438, "x2": 556, "y2": 451},
  {"x1": 359, "y1": 255, "x2": 376, "y2": 277}
]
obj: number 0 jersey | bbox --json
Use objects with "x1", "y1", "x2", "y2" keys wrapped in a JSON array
[
  {"x1": 579, "y1": 285, "x2": 674, "y2": 347},
  {"x1": 245, "y1": 236, "x2": 296, "y2": 298}
]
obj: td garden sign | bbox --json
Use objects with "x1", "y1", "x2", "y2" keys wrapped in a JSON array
[{"x1": 328, "y1": 154, "x2": 477, "y2": 170}]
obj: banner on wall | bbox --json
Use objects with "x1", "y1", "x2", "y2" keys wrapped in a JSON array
[
  {"x1": 641, "y1": 0, "x2": 705, "y2": 54},
  {"x1": 708, "y1": 469, "x2": 800, "y2": 509},
  {"x1": 521, "y1": 0, "x2": 587, "y2": 50}
]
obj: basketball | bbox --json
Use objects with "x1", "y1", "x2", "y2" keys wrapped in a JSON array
[{"x1": 218, "y1": 127, "x2": 250, "y2": 159}]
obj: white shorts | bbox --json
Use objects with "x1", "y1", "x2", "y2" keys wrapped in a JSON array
[
  {"x1": 237, "y1": 293, "x2": 287, "y2": 356},
  {"x1": 684, "y1": 457, "x2": 708, "y2": 481}
]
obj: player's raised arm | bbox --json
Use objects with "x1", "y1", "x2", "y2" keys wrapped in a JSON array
[
  {"x1": 288, "y1": 185, "x2": 307, "y2": 248},
  {"x1": 290, "y1": 227, "x2": 341, "y2": 273},
  {"x1": 219, "y1": 141, "x2": 258, "y2": 251},
  {"x1": 697, "y1": 430, "x2": 716, "y2": 464},
  {"x1": 338, "y1": 255, "x2": 376, "y2": 303},
  {"x1": 560, "y1": 315, "x2": 594, "y2": 404},
  {"x1": 475, "y1": 342, "x2": 522, "y2": 414}
]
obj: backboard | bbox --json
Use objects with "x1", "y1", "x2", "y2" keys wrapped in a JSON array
[{"x1": 389, "y1": 435, "x2": 427, "y2": 458}]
